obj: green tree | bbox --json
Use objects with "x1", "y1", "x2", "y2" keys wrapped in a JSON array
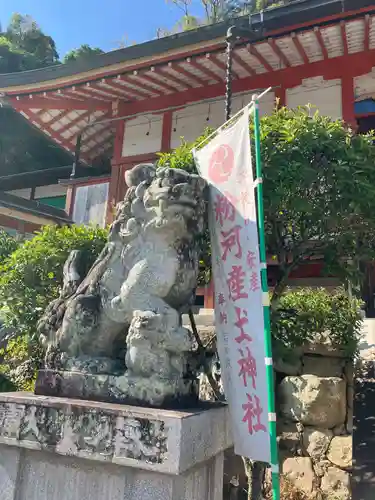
[
  {"x1": 163, "y1": 0, "x2": 290, "y2": 33},
  {"x1": 0, "y1": 225, "x2": 108, "y2": 390},
  {"x1": 0, "y1": 36, "x2": 23, "y2": 73},
  {"x1": 0, "y1": 13, "x2": 59, "y2": 71},
  {"x1": 0, "y1": 230, "x2": 19, "y2": 392},
  {"x1": 0, "y1": 229, "x2": 19, "y2": 263},
  {"x1": 63, "y1": 44, "x2": 104, "y2": 63},
  {"x1": 158, "y1": 106, "x2": 375, "y2": 302},
  {"x1": 272, "y1": 287, "x2": 363, "y2": 358},
  {"x1": 6, "y1": 13, "x2": 59, "y2": 67}
]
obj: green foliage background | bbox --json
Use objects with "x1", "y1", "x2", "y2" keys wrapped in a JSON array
[
  {"x1": 0, "y1": 225, "x2": 107, "y2": 390},
  {"x1": 271, "y1": 287, "x2": 363, "y2": 359},
  {"x1": 0, "y1": 106, "x2": 370, "y2": 389},
  {"x1": 63, "y1": 44, "x2": 104, "y2": 63},
  {"x1": 0, "y1": 230, "x2": 20, "y2": 263},
  {"x1": 159, "y1": 106, "x2": 375, "y2": 300}
]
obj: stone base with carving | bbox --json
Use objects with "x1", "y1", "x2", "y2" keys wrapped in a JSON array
[
  {"x1": 0, "y1": 392, "x2": 232, "y2": 500},
  {"x1": 35, "y1": 369, "x2": 198, "y2": 409}
]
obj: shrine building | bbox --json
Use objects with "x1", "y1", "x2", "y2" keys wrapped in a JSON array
[{"x1": 1, "y1": 0, "x2": 375, "y2": 304}]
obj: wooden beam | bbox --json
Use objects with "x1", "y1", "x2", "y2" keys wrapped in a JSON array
[
  {"x1": 115, "y1": 76, "x2": 155, "y2": 98},
  {"x1": 84, "y1": 143, "x2": 110, "y2": 160},
  {"x1": 172, "y1": 62, "x2": 206, "y2": 86},
  {"x1": 43, "y1": 110, "x2": 69, "y2": 129},
  {"x1": 65, "y1": 186, "x2": 75, "y2": 218},
  {"x1": 4, "y1": 6, "x2": 375, "y2": 99},
  {"x1": 69, "y1": 85, "x2": 113, "y2": 102},
  {"x1": 206, "y1": 53, "x2": 240, "y2": 79},
  {"x1": 86, "y1": 82, "x2": 126, "y2": 101},
  {"x1": 130, "y1": 72, "x2": 166, "y2": 96},
  {"x1": 84, "y1": 131, "x2": 114, "y2": 158},
  {"x1": 275, "y1": 86, "x2": 286, "y2": 108},
  {"x1": 101, "y1": 78, "x2": 142, "y2": 100},
  {"x1": 161, "y1": 111, "x2": 173, "y2": 152},
  {"x1": 26, "y1": 109, "x2": 72, "y2": 146},
  {"x1": 314, "y1": 27, "x2": 329, "y2": 60},
  {"x1": 135, "y1": 71, "x2": 177, "y2": 94},
  {"x1": 247, "y1": 44, "x2": 274, "y2": 73},
  {"x1": 56, "y1": 88, "x2": 108, "y2": 103},
  {"x1": 113, "y1": 119, "x2": 125, "y2": 161},
  {"x1": 106, "y1": 164, "x2": 121, "y2": 225},
  {"x1": 291, "y1": 32, "x2": 309, "y2": 64},
  {"x1": 268, "y1": 38, "x2": 290, "y2": 68},
  {"x1": 24, "y1": 110, "x2": 82, "y2": 156},
  {"x1": 232, "y1": 51, "x2": 255, "y2": 76},
  {"x1": 57, "y1": 110, "x2": 93, "y2": 135},
  {"x1": 187, "y1": 57, "x2": 221, "y2": 83},
  {"x1": 50, "y1": 91, "x2": 84, "y2": 103},
  {"x1": 82, "y1": 124, "x2": 114, "y2": 153},
  {"x1": 341, "y1": 74, "x2": 356, "y2": 128},
  {"x1": 341, "y1": 21, "x2": 348, "y2": 56},
  {"x1": 11, "y1": 95, "x2": 111, "y2": 111},
  {"x1": 151, "y1": 66, "x2": 192, "y2": 89},
  {"x1": 263, "y1": 6, "x2": 375, "y2": 39},
  {"x1": 0, "y1": 213, "x2": 40, "y2": 234},
  {"x1": 117, "y1": 49, "x2": 375, "y2": 118}
]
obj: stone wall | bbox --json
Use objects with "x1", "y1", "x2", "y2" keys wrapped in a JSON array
[
  {"x1": 276, "y1": 338, "x2": 353, "y2": 499},
  {"x1": 195, "y1": 314, "x2": 353, "y2": 499}
]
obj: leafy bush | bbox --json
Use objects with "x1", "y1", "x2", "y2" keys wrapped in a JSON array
[
  {"x1": 0, "y1": 224, "x2": 108, "y2": 389},
  {"x1": 0, "y1": 336, "x2": 36, "y2": 391},
  {"x1": 0, "y1": 224, "x2": 107, "y2": 336},
  {"x1": 0, "y1": 373, "x2": 17, "y2": 392},
  {"x1": 0, "y1": 229, "x2": 19, "y2": 263},
  {"x1": 271, "y1": 287, "x2": 363, "y2": 358},
  {"x1": 158, "y1": 107, "x2": 375, "y2": 300},
  {"x1": 158, "y1": 129, "x2": 213, "y2": 172}
]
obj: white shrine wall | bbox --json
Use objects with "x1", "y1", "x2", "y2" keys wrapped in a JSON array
[
  {"x1": 170, "y1": 90, "x2": 275, "y2": 149},
  {"x1": 69, "y1": 76, "x2": 348, "y2": 228},
  {"x1": 120, "y1": 78, "x2": 345, "y2": 160},
  {"x1": 286, "y1": 77, "x2": 343, "y2": 119},
  {"x1": 354, "y1": 67, "x2": 375, "y2": 100},
  {"x1": 120, "y1": 91, "x2": 275, "y2": 157},
  {"x1": 122, "y1": 113, "x2": 163, "y2": 157}
]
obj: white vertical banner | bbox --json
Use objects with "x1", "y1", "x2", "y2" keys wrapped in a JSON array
[{"x1": 193, "y1": 107, "x2": 270, "y2": 462}]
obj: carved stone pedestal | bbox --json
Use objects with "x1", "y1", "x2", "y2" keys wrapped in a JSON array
[
  {"x1": 35, "y1": 368, "x2": 198, "y2": 408},
  {"x1": 0, "y1": 393, "x2": 232, "y2": 500}
]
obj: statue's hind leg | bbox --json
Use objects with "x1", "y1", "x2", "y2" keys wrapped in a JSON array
[{"x1": 54, "y1": 294, "x2": 126, "y2": 374}]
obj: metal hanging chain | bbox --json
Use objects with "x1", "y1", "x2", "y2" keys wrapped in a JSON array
[
  {"x1": 225, "y1": 30, "x2": 235, "y2": 122},
  {"x1": 188, "y1": 308, "x2": 223, "y2": 401}
]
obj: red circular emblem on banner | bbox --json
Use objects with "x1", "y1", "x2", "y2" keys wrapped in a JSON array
[{"x1": 208, "y1": 144, "x2": 234, "y2": 184}]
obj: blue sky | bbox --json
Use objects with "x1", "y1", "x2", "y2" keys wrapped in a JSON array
[{"x1": 0, "y1": 0, "x2": 205, "y2": 58}]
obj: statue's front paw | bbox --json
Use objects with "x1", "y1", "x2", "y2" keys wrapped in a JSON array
[
  {"x1": 112, "y1": 296, "x2": 122, "y2": 308},
  {"x1": 105, "y1": 296, "x2": 129, "y2": 323}
]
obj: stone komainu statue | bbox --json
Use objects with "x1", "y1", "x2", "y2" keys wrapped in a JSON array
[{"x1": 36, "y1": 164, "x2": 207, "y2": 407}]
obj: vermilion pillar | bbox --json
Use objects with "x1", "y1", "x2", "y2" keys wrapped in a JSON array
[{"x1": 341, "y1": 75, "x2": 357, "y2": 130}]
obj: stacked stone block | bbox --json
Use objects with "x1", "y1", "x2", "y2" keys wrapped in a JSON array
[{"x1": 276, "y1": 335, "x2": 353, "y2": 499}]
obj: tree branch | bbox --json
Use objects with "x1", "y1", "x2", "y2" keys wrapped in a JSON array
[{"x1": 270, "y1": 242, "x2": 327, "y2": 309}]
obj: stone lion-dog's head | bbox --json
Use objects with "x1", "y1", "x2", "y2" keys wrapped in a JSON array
[{"x1": 123, "y1": 163, "x2": 207, "y2": 239}]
